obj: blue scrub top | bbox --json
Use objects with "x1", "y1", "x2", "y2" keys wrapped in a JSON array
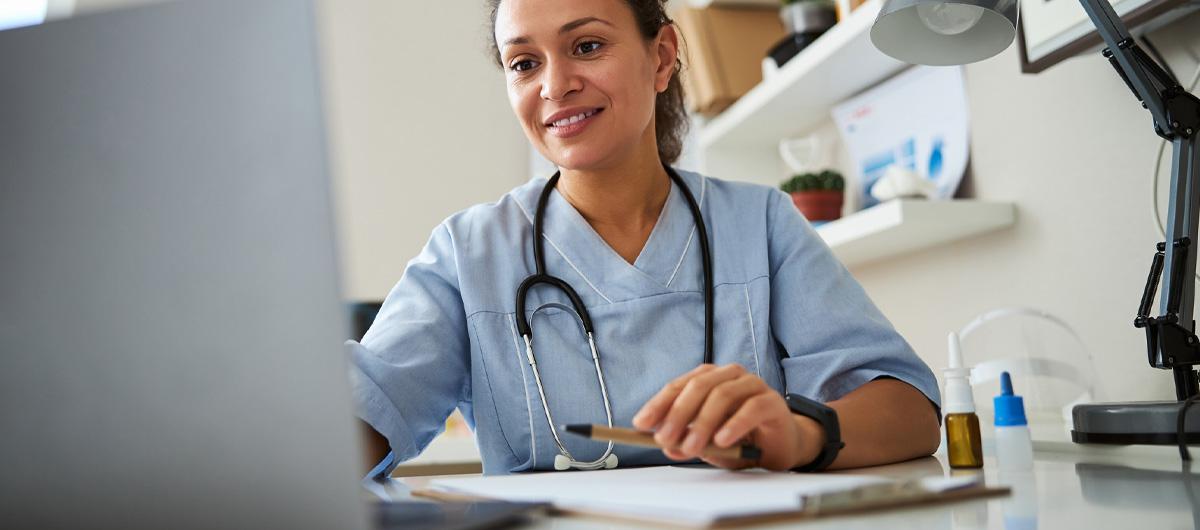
[{"x1": 348, "y1": 169, "x2": 940, "y2": 475}]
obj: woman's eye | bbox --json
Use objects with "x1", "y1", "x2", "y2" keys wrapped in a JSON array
[
  {"x1": 575, "y1": 41, "x2": 602, "y2": 55},
  {"x1": 510, "y1": 59, "x2": 537, "y2": 73}
]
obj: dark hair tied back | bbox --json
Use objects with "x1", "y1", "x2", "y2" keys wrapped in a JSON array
[{"x1": 487, "y1": 0, "x2": 688, "y2": 164}]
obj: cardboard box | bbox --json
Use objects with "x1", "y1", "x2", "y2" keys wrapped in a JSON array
[{"x1": 673, "y1": 5, "x2": 786, "y2": 117}]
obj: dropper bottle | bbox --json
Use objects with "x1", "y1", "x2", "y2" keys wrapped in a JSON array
[
  {"x1": 994, "y1": 371, "x2": 1034, "y2": 471},
  {"x1": 944, "y1": 332, "x2": 983, "y2": 469}
]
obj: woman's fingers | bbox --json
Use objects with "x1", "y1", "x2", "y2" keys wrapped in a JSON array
[
  {"x1": 661, "y1": 446, "x2": 690, "y2": 461},
  {"x1": 714, "y1": 393, "x2": 780, "y2": 448},
  {"x1": 677, "y1": 374, "x2": 764, "y2": 456},
  {"x1": 700, "y1": 453, "x2": 756, "y2": 470},
  {"x1": 652, "y1": 364, "x2": 747, "y2": 447},
  {"x1": 633, "y1": 363, "x2": 786, "y2": 469},
  {"x1": 631, "y1": 363, "x2": 716, "y2": 431}
]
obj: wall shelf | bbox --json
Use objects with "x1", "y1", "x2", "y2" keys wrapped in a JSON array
[
  {"x1": 698, "y1": 0, "x2": 903, "y2": 155},
  {"x1": 816, "y1": 200, "x2": 1016, "y2": 267},
  {"x1": 686, "y1": 1, "x2": 1015, "y2": 266}
]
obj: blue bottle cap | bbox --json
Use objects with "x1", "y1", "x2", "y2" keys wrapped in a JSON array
[{"x1": 993, "y1": 371, "x2": 1027, "y2": 427}]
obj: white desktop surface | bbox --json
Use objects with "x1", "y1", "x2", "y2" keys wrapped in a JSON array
[{"x1": 385, "y1": 448, "x2": 1199, "y2": 529}]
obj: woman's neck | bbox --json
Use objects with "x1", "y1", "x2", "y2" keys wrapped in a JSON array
[
  {"x1": 558, "y1": 162, "x2": 670, "y2": 227},
  {"x1": 556, "y1": 145, "x2": 671, "y2": 264}
]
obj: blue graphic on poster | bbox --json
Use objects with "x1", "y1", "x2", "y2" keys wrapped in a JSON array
[
  {"x1": 860, "y1": 138, "x2": 918, "y2": 209},
  {"x1": 832, "y1": 66, "x2": 969, "y2": 210}
]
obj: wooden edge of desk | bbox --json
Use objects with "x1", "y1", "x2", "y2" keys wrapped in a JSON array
[
  {"x1": 713, "y1": 484, "x2": 1011, "y2": 528},
  {"x1": 412, "y1": 484, "x2": 1011, "y2": 529},
  {"x1": 391, "y1": 462, "x2": 482, "y2": 477}
]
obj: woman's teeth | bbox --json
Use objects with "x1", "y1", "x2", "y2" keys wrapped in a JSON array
[{"x1": 551, "y1": 110, "x2": 597, "y2": 127}]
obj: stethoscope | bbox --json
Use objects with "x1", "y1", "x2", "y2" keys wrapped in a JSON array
[{"x1": 515, "y1": 165, "x2": 713, "y2": 470}]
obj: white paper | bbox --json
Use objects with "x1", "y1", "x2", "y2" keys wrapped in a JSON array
[
  {"x1": 832, "y1": 66, "x2": 970, "y2": 210},
  {"x1": 430, "y1": 466, "x2": 889, "y2": 527}
]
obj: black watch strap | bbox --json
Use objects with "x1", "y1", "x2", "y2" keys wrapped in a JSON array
[{"x1": 784, "y1": 393, "x2": 844, "y2": 472}]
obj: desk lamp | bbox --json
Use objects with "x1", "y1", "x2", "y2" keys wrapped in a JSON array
[{"x1": 869, "y1": 0, "x2": 1200, "y2": 449}]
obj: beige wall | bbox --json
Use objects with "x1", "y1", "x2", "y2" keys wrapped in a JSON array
[
  {"x1": 844, "y1": 12, "x2": 1200, "y2": 403},
  {"x1": 72, "y1": 0, "x2": 531, "y2": 301},
  {"x1": 316, "y1": 1, "x2": 529, "y2": 300}
]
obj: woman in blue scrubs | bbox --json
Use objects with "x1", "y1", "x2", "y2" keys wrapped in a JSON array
[{"x1": 351, "y1": 0, "x2": 941, "y2": 475}]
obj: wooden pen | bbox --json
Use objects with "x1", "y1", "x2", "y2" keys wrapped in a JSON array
[{"x1": 564, "y1": 424, "x2": 762, "y2": 461}]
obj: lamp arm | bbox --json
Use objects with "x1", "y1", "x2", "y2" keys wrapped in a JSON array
[
  {"x1": 1081, "y1": 0, "x2": 1200, "y2": 398},
  {"x1": 1077, "y1": 0, "x2": 1178, "y2": 127}
]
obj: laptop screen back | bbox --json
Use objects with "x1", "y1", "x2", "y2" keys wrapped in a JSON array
[{"x1": 0, "y1": 1, "x2": 368, "y2": 528}]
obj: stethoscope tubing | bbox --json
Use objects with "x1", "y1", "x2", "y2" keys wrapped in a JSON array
[{"x1": 515, "y1": 166, "x2": 713, "y2": 470}]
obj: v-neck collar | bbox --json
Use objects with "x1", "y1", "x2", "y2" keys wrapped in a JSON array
[{"x1": 519, "y1": 170, "x2": 706, "y2": 304}]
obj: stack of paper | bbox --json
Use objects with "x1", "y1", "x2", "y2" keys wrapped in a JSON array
[{"x1": 425, "y1": 466, "x2": 980, "y2": 527}]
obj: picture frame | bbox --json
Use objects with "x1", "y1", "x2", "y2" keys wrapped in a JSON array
[{"x1": 1017, "y1": 0, "x2": 1193, "y2": 74}]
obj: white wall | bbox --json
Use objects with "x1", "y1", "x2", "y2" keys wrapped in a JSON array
[
  {"x1": 317, "y1": 1, "x2": 529, "y2": 301},
  {"x1": 71, "y1": 0, "x2": 531, "y2": 301},
  {"x1": 843, "y1": 12, "x2": 1200, "y2": 403}
]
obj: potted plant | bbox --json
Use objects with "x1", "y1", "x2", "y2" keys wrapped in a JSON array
[{"x1": 781, "y1": 170, "x2": 844, "y2": 222}]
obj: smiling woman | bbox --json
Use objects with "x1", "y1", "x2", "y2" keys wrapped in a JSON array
[
  {"x1": 349, "y1": 0, "x2": 941, "y2": 477},
  {"x1": 484, "y1": 0, "x2": 686, "y2": 172}
]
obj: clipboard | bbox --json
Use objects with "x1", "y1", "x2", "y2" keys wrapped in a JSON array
[{"x1": 412, "y1": 467, "x2": 1009, "y2": 528}]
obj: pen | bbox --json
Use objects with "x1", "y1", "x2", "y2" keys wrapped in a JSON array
[{"x1": 564, "y1": 424, "x2": 762, "y2": 461}]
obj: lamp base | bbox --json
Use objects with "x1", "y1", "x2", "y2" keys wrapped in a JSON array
[{"x1": 1072, "y1": 401, "x2": 1200, "y2": 444}]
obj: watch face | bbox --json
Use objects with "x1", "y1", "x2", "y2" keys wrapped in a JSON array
[{"x1": 785, "y1": 394, "x2": 843, "y2": 472}]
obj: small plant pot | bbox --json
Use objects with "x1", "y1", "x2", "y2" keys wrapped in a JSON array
[{"x1": 790, "y1": 190, "x2": 843, "y2": 221}]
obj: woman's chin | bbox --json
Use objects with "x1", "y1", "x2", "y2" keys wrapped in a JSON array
[
  {"x1": 546, "y1": 150, "x2": 608, "y2": 172},
  {"x1": 545, "y1": 143, "x2": 628, "y2": 172}
]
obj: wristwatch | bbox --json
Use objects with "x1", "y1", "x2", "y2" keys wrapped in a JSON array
[{"x1": 784, "y1": 393, "x2": 844, "y2": 472}]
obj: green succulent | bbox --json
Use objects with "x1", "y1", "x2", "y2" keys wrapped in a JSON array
[{"x1": 780, "y1": 170, "x2": 844, "y2": 193}]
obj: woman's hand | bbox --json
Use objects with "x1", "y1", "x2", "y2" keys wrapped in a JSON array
[{"x1": 631, "y1": 363, "x2": 824, "y2": 471}]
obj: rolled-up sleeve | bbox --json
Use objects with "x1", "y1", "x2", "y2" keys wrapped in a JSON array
[
  {"x1": 346, "y1": 223, "x2": 469, "y2": 466},
  {"x1": 766, "y1": 190, "x2": 940, "y2": 408}
]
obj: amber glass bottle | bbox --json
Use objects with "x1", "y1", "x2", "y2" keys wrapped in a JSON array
[
  {"x1": 944, "y1": 333, "x2": 983, "y2": 469},
  {"x1": 946, "y1": 411, "x2": 983, "y2": 468}
]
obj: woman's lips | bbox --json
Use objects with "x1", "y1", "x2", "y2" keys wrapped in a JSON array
[{"x1": 545, "y1": 108, "x2": 603, "y2": 138}]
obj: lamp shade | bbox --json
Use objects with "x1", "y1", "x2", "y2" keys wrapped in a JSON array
[{"x1": 871, "y1": 0, "x2": 1019, "y2": 66}]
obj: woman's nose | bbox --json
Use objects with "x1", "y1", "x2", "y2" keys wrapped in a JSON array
[{"x1": 539, "y1": 58, "x2": 582, "y2": 101}]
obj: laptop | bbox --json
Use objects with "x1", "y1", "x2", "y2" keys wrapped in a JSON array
[{"x1": 0, "y1": 1, "x2": 534, "y2": 528}]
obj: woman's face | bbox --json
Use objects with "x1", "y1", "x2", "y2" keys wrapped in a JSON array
[{"x1": 494, "y1": 0, "x2": 677, "y2": 171}]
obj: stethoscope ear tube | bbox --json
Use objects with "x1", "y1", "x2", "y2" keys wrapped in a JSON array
[
  {"x1": 671, "y1": 167, "x2": 715, "y2": 365},
  {"x1": 515, "y1": 274, "x2": 595, "y2": 337}
]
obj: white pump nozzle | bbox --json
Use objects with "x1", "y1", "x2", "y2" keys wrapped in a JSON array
[{"x1": 943, "y1": 332, "x2": 976, "y2": 414}]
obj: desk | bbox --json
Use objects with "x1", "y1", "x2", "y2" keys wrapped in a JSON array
[{"x1": 382, "y1": 449, "x2": 1199, "y2": 528}]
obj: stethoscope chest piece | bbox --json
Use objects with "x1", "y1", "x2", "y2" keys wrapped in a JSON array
[{"x1": 554, "y1": 453, "x2": 618, "y2": 471}]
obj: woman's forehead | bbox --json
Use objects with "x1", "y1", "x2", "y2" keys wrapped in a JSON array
[{"x1": 494, "y1": 0, "x2": 633, "y2": 46}]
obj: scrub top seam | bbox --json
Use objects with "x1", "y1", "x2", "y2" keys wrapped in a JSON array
[
  {"x1": 512, "y1": 196, "x2": 615, "y2": 304},
  {"x1": 461, "y1": 275, "x2": 769, "y2": 320},
  {"x1": 549, "y1": 187, "x2": 670, "y2": 290},
  {"x1": 630, "y1": 182, "x2": 675, "y2": 274},
  {"x1": 742, "y1": 283, "x2": 762, "y2": 378},
  {"x1": 667, "y1": 175, "x2": 707, "y2": 287},
  {"x1": 506, "y1": 314, "x2": 537, "y2": 466},
  {"x1": 469, "y1": 317, "x2": 521, "y2": 464},
  {"x1": 665, "y1": 226, "x2": 696, "y2": 288}
]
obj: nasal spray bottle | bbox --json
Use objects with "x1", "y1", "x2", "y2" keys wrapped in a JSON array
[
  {"x1": 944, "y1": 332, "x2": 983, "y2": 469},
  {"x1": 994, "y1": 371, "x2": 1034, "y2": 471}
]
